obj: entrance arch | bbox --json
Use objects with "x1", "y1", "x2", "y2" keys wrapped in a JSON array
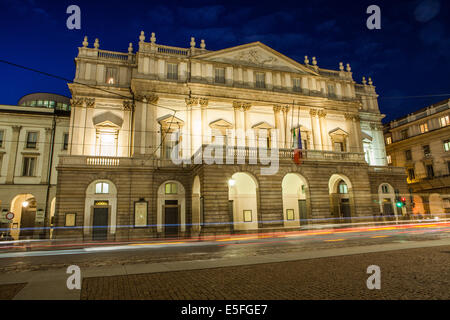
[
  {"x1": 228, "y1": 172, "x2": 258, "y2": 231},
  {"x1": 191, "y1": 176, "x2": 202, "y2": 236},
  {"x1": 282, "y1": 173, "x2": 310, "y2": 227},
  {"x1": 157, "y1": 180, "x2": 186, "y2": 237},
  {"x1": 85, "y1": 180, "x2": 117, "y2": 240},
  {"x1": 328, "y1": 174, "x2": 354, "y2": 223},
  {"x1": 9, "y1": 194, "x2": 36, "y2": 240},
  {"x1": 378, "y1": 183, "x2": 396, "y2": 217}
]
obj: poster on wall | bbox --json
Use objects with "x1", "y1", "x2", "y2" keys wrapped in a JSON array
[
  {"x1": 35, "y1": 210, "x2": 45, "y2": 223},
  {"x1": 65, "y1": 213, "x2": 76, "y2": 227},
  {"x1": 134, "y1": 201, "x2": 148, "y2": 227}
]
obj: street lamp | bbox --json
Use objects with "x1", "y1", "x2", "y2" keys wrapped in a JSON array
[
  {"x1": 228, "y1": 179, "x2": 236, "y2": 187},
  {"x1": 22, "y1": 201, "x2": 29, "y2": 208}
]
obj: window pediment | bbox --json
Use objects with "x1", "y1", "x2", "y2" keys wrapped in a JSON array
[
  {"x1": 158, "y1": 114, "x2": 185, "y2": 129},
  {"x1": 209, "y1": 119, "x2": 233, "y2": 129},
  {"x1": 329, "y1": 128, "x2": 348, "y2": 136},
  {"x1": 93, "y1": 112, "x2": 123, "y2": 128},
  {"x1": 252, "y1": 121, "x2": 274, "y2": 130}
]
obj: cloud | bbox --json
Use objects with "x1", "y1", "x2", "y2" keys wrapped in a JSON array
[
  {"x1": 414, "y1": 0, "x2": 441, "y2": 22},
  {"x1": 176, "y1": 5, "x2": 226, "y2": 27},
  {"x1": 315, "y1": 19, "x2": 338, "y2": 33},
  {"x1": 147, "y1": 5, "x2": 175, "y2": 26}
]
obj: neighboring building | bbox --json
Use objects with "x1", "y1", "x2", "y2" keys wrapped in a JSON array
[
  {"x1": 0, "y1": 93, "x2": 71, "y2": 239},
  {"x1": 384, "y1": 99, "x2": 450, "y2": 217},
  {"x1": 53, "y1": 32, "x2": 409, "y2": 241}
]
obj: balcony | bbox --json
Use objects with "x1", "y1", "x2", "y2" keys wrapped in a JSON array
[{"x1": 191, "y1": 145, "x2": 366, "y2": 164}]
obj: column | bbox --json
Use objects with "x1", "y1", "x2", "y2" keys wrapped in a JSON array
[
  {"x1": 273, "y1": 106, "x2": 282, "y2": 148},
  {"x1": 40, "y1": 127, "x2": 53, "y2": 184},
  {"x1": 281, "y1": 106, "x2": 289, "y2": 148},
  {"x1": 309, "y1": 109, "x2": 322, "y2": 150},
  {"x1": 283, "y1": 106, "x2": 291, "y2": 148},
  {"x1": 352, "y1": 115, "x2": 363, "y2": 153},
  {"x1": 185, "y1": 98, "x2": 197, "y2": 157},
  {"x1": 344, "y1": 113, "x2": 356, "y2": 152},
  {"x1": 318, "y1": 110, "x2": 328, "y2": 150},
  {"x1": 242, "y1": 103, "x2": 251, "y2": 146},
  {"x1": 6, "y1": 125, "x2": 21, "y2": 183},
  {"x1": 199, "y1": 98, "x2": 208, "y2": 145}
]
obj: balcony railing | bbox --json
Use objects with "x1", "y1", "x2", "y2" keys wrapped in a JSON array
[{"x1": 191, "y1": 145, "x2": 366, "y2": 163}]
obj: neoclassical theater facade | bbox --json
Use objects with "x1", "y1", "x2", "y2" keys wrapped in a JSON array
[{"x1": 54, "y1": 32, "x2": 409, "y2": 240}]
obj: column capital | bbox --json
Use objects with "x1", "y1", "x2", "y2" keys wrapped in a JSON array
[
  {"x1": 199, "y1": 98, "x2": 209, "y2": 108},
  {"x1": 12, "y1": 125, "x2": 22, "y2": 132},
  {"x1": 309, "y1": 108, "x2": 318, "y2": 117},
  {"x1": 344, "y1": 112, "x2": 355, "y2": 120},
  {"x1": 318, "y1": 110, "x2": 327, "y2": 118},
  {"x1": 70, "y1": 98, "x2": 84, "y2": 107},
  {"x1": 136, "y1": 94, "x2": 159, "y2": 104},
  {"x1": 185, "y1": 97, "x2": 199, "y2": 107},
  {"x1": 85, "y1": 98, "x2": 95, "y2": 108},
  {"x1": 233, "y1": 101, "x2": 251, "y2": 111},
  {"x1": 122, "y1": 100, "x2": 134, "y2": 111}
]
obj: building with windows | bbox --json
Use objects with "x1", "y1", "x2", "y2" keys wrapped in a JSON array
[
  {"x1": 52, "y1": 32, "x2": 409, "y2": 240},
  {"x1": 384, "y1": 98, "x2": 450, "y2": 217},
  {"x1": 0, "y1": 93, "x2": 71, "y2": 239}
]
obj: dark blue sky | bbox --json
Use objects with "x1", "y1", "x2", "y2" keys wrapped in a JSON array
[{"x1": 0, "y1": 0, "x2": 449, "y2": 122}]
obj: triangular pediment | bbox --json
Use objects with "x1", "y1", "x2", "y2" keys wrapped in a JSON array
[
  {"x1": 92, "y1": 112, "x2": 123, "y2": 128},
  {"x1": 194, "y1": 42, "x2": 318, "y2": 75},
  {"x1": 252, "y1": 121, "x2": 274, "y2": 129},
  {"x1": 209, "y1": 119, "x2": 233, "y2": 128},
  {"x1": 158, "y1": 114, "x2": 185, "y2": 128},
  {"x1": 329, "y1": 127, "x2": 348, "y2": 136}
]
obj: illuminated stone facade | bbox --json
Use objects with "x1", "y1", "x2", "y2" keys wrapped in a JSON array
[{"x1": 53, "y1": 33, "x2": 409, "y2": 240}]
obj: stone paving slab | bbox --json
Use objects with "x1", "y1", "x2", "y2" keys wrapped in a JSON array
[
  {"x1": 0, "y1": 283, "x2": 27, "y2": 300},
  {"x1": 81, "y1": 245, "x2": 450, "y2": 300},
  {"x1": 1, "y1": 238, "x2": 450, "y2": 300}
]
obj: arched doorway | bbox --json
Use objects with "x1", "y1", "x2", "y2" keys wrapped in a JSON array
[
  {"x1": 85, "y1": 180, "x2": 117, "y2": 240},
  {"x1": 191, "y1": 176, "x2": 202, "y2": 236},
  {"x1": 228, "y1": 172, "x2": 258, "y2": 231},
  {"x1": 9, "y1": 194, "x2": 36, "y2": 240},
  {"x1": 157, "y1": 180, "x2": 186, "y2": 237},
  {"x1": 329, "y1": 174, "x2": 354, "y2": 223},
  {"x1": 282, "y1": 173, "x2": 309, "y2": 227},
  {"x1": 378, "y1": 183, "x2": 396, "y2": 218}
]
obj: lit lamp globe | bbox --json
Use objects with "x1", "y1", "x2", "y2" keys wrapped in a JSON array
[
  {"x1": 228, "y1": 179, "x2": 236, "y2": 187},
  {"x1": 22, "y1": 201, "x2": 29, "y2": 208}
]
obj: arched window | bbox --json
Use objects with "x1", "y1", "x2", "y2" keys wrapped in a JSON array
[
  {"x1": 95, "y1": 182, "x2": 109, "y2": 194},
  {"x1": 338, "y1": 181, "x2": 348, "y2": 194},
  {"x1": 381, "y1": 184, "x2": 390, "y2": 194}
]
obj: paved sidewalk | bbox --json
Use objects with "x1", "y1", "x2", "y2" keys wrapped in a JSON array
[{"x1": 0, "y1": 238, "x2": 449, "y2": 300}]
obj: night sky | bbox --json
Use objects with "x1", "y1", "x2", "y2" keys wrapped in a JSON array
[{"x1": 0, "y1": 0, "x2": 449, "y2": 122}]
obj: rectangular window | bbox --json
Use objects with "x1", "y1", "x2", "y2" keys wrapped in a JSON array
[
  {"x1": 167, "y1": 63, "x2": 178, "y2": 80},
  {"x1": 106, "y1": 67, "x2": 117, "y2": 84},
  {"x1": 401, "y1": 129, "x2": 408, "y2": 140},
  {"x1": 420, "y1": 123, "x2": 428, "y2": 133},
  {"x1": 26, "y1": 132, "x2": 38, "y2": 149},
  {"x1": 423, "y1": 145, "x2": 431, "y2": 157},
  {"x1": 165, "y1": 183, "x2": 177, "y2": 194},
  {"x1": 63, "y1": 133, "x2": 69, "y2": 150},
  {"x1": 439, "y1": 115, "x2": 449, "y2": 127},
  {"x1": 405, "y1": 149, "x2": 412, "y2": 161},
  {"x1": 386, "y1": 136, "x2": 392, "y2": 145},
  {"x1": 387, "y1": 155, "x2": 392, "y2": 164},
  {"x1": 407, "y1": 168, "x2": 415, "y2": 180},
  {"x1": 327, "y1": 84, "x2": 336, "y2": 97},
  {"x1": 214, "y1": 67, "x2": 225, "y2": 83},
  {"x1": 22, "y1": 157, "x2": 36, "y2": 176},
  {"x1": 0, "y1": 130, "x2": 4, "y2": 148},
  {"x1": 292, "y1": 78, "x2": 301, "y2": 92},
  {"x1": 426, "y1": 164, "x2": 434, "y2": 178},
  {"x1": 444, "y1": 140, "x2": 450, "y2": 152},
  {"x1": 255, "y1": 72, "x2": 265, "y2": 88}
]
